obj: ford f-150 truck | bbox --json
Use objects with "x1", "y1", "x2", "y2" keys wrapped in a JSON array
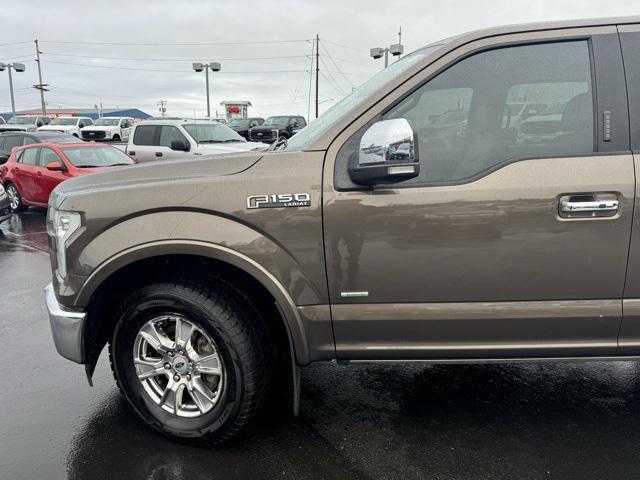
[{"x1": 45, "y1": 16, "x2": 640, "y2": 444}]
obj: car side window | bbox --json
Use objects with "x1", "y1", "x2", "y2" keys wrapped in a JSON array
[
  {"x1": 3, "y1": 136, "x2": 22, "y2": 151},
  {"x1": 20, "y1": 147, "x2": 38, "y2": 165},
  {"x1": 159, "y1": 126, "x2": 188, "y2": 148},
  {"x1": 39, "y1": 147, "x2": 61, "y2": 167},
  {"x1": 133, "y1": 125, "x2": 157, "y2": 146},
  {"x1": 380, "y1": 40, "x2": 594, "y2": 184},
  {"x1": 22, "y1": 136, "x2": 36, "y2": 146}
]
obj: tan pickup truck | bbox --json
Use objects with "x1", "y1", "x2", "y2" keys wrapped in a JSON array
[{"x1": 45, "y1": 16, "x2": 640, "y2": 443}]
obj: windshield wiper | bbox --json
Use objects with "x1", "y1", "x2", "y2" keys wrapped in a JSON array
[
  {"x1": 74, "y1": 165, "x2": 100, "y2": 168},
  {"x1": 267, "y1": 136, "x2": 288, "y2": 152},
  {"x1": 108, "y1": 163, "x2": 133, "y2": 166}
]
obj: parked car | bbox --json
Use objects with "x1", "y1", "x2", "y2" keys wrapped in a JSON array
[
  {"x1": 248, "y1": 115, "x2": 306, "y2": 143},
  {"x1": 0, "y1": 115, "x2": 50, "y2": 133},
  {"x1": 228, "y1": 117, "x2": 264, "y2": 139},
  {"x1": 80, "y1": 117, "x2": 134, "y2": 142},
  {"x1": 38, "y1": 116, "x2": 94, "y2": 138},
  {"x1": 45, "y1": 16, "x2": 640, "y2": 444},
  {"x1": 0, "y1": 131, "x2": 83, "y2": 166},
  {"x1": 126, "y1": 118, "x2": 267, "y2": 162},
  {"x1": 0, "y1": 183, "x2": 11, "y2": 224},
  {"x1": 1, "y1": 143, "x2": 135, "y2": 212}
]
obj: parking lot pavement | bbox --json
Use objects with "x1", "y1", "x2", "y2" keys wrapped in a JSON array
[{"x1": 4, "y1": 212, "x2": 640, "y2": 480}]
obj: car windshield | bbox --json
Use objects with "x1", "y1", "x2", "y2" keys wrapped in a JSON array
[
  {"x1": 50, "y1": 118, "x2": 78, "y2": 126},
  {"x1": 63, "y1": 146, "x2": 135, "y2": 167},
  {"x1": 263, "y1": 116, "x2": 290, "y2": 126},
  {"x1": 94, "y1": 118, "x2": 120, "y2": 126},
  {"x1": 183, "y1": 123, "x2": 245, "y2": 143},
  {"x1": 8, "y1": 116, "x2": 36, "y2": 125},
  {"x1": 285, "y1": 45, "x2": 440, "y2": 151},
  {"x1": 229, "y1": 119, "x2": 250, "y2": 127}
]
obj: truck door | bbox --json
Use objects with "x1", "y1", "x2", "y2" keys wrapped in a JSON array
[{"x1": 324, "y1": 29, "x2": 633, "y2": 359}]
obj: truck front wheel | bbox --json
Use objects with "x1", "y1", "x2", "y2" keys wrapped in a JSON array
[{"x1": 109, "y1": 278, "x2": 271, "y2": 444}]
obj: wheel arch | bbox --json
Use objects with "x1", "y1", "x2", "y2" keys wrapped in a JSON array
[{"x1": 80, "y1": 241, "x2": 310, "y2": 371}]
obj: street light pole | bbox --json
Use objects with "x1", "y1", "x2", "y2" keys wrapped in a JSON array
[
  {"x1": 370, "y1": 29, "x2": 405, "y2": 69},
  {"x1": 205, "y1": 66, "x2": 210, "y2": 118},
  {"x1": 7, "y1": 66, "x2": 14, "y2": 114},
  {"x1": 193, "y1": 62, "x2": 221, "y2": 118},
  {"x1": 0, "y1": 62, "x2": 25, "y2": 114}
]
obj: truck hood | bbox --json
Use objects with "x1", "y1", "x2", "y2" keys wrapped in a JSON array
[
  {"x1": 82, "y1": 125, "x2": 119, "y2": 132},
  {"x1": 38, "y1": 125, "x2": 76, "y2": 132},
  {"x1": 0, "y1": 125, "x2": 34, "y2": 132},
  {"x1": 50, "y1": 151, "x2": 264, "y2": 208},
  {"x1": 196, "y1": 141, "x2": 267, "y2": 153}
]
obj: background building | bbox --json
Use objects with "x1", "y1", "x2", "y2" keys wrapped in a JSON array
[
  {"x1": 0, "y1": 107, "x2": 151, "y2": 122},
  {"x1": 220, "y1": 101, "x2": 252, "y2": 120}
]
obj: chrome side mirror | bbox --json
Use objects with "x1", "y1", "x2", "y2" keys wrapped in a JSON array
[{"x1": 350, "y1": 118, "x2": 419, "y2": 186}]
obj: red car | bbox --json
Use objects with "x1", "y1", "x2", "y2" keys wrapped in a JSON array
[{"x1": 0, "y1": 142, "x2": 135, "y2": 212}]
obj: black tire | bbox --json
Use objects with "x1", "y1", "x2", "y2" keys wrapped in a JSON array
[
  {"x1": 5, "y1": 183, "x2": 27, "y2": 213},
  {"x1": 109, "y1": 278, "x2": 272, "y2": 444},
  {"x1": 112, "y1": 134, "x2": 121, "y2": 142}
]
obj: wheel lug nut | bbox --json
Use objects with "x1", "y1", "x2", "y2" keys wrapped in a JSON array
[
  {"x1": 173, "y1": 374, "x2": 180, "y2": 382},
  {"x1": 164, "y1": 363, "x2": 171, "y2": 370},
  {"x1": 186, "y1": 374, "x2": 191, "y2": 381},
  {"x1": 168, "y1": 351, "x2": 174, "y2": 357}
]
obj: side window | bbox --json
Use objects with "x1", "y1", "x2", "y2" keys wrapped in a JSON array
[
  {"x1": 39, "y1": 147, "x2": 62, "y2": 167},
  {"x1": 159, "y1": 125, "x2": 188, "y2": 147},
  {"x1": 298, "y1": 117, "x2": 306, "y2": 127},
  {"x1": 382, "y1": 41, "x2": 594, "y2": 184},
  {"x1": 20, "y1": 147, "x2": 38, "y2": 165},
  {"x1": 3, "y1": 136, "x2": 22, "y2": 151},
  {"x1": 22, "y1": 136, "x2": 36, "y2": 146},
  {"x1": 133, "y1": 125, "x2": 158, "y2": 146}
]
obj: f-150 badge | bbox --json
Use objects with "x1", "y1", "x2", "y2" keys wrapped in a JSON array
[{"x1": 246, "y1": 193, "x2": 311, "y2": 209}]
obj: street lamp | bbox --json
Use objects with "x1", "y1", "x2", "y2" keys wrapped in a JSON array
[
  {"x1": 370, "y1": 43, "x2": 404, "y2": 68},
  {"x1": 192, "y1": 62, "x2": 221, "y2": 118},
  {"x1": 0, "y1": 62, "x2": 26, "y2": 114}
]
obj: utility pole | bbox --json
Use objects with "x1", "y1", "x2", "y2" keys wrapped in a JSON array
[
  {"x1": 34, "y1": 40, "x2": 48, "y2": 115},
  {"x1": 307, "y1": 37, "x2": 314, "y2": 122},
  {"x1": 315, "y1": 34, "x2": 319, "y2": 119},
  {"x1": 157, "y1": 99, "x2": 167, "y2": 117}
]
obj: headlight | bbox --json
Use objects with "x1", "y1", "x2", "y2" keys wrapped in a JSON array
[{"x1": 47, "y1": 209, "x2": 82, "y2": 280}]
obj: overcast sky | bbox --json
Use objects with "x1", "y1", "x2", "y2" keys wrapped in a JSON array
[{"x1": 0, "y1": 0, "x2": 638, "y2": 119}]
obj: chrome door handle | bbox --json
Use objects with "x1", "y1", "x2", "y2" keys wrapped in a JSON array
[{"x1": 559, "y1": 199, "x2": 619, "y2": 213}]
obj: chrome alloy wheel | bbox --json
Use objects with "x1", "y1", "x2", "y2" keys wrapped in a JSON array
[
  {"x1": 6, "y1": 185, "x2": 19, "y2": 210},
  {"x1": 133, "y1": 315, "x2": 225, "y2": 418}
]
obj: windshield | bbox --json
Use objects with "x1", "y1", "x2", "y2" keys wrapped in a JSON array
[
  {"x1": 264, "y1": 116, "x2": 290, "y2": 126},
  {"x1": 94, "y1": 118, "x2": 120, "y2": 126},
  {"x1": 8, "y1": 116, "x2": 37, "y2": 125},
  {"x1": 183, "y1": 123, "x2": 245, "y2": 143},
  {"x1": 50, "y1": 118, "x2": 78, "y2": 126},
  {"x1": 63, "y1": 146, "x2": 135, "y2": 168},
  {"x1": 229, "y1": 119, "x2": 250, "y2": 127},
  {"x1": 286, "y1": 45, "x2": 439, "y2": 150}
]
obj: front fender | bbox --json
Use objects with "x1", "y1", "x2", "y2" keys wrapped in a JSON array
[{"x1": 67, "y1": 211, "x2": 327, "y2": 364}]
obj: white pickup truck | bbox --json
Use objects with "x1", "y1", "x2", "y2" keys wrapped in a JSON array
[
  {"x1": 80, "y1": 117, "x2": 134, "y2": 142},
  {"x1": 38, "y1": 116, "x2": 94, "y2": 138},
  {"x1": 126, "y1": 118, "x2": 267, "y2": 162}
]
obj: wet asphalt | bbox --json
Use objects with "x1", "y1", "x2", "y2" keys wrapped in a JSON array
[{"x1": 3, "y1": 211, "x2": 640, "y2": 479}]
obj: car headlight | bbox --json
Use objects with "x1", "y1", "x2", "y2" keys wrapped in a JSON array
[{"x1": 47, "y1": 208, "x2": 82, "y2": 280}]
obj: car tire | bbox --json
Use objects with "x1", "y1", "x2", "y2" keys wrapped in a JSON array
[
  {"x1": 109, "y1": 277, "x2": 272, "y2": 444},
  {"x1": 112, "y1": 134, "x2": 121, "y2": 142},
  {"x1": 5, "y1": 183, "x2": 27, "y2": 213}
]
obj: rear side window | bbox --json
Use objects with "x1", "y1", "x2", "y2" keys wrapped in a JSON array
[
  {"x1": 159, "y1": 126, "x2": 188, "y2": 147},
  {"x1": 382, "y1": 40, "x2": 594, "y2": 184},
  {"x1": 3, "y1": 135, "x2": 23, "y2": 150},
  {"x1": 620, "y1": 30, "x2": 640, "y2": 150},
  {"x1": 133, "y1": 125, "x2": 157, "y2": 146},
  {"x1": 20, "y1": 148, "x2": 38, "y2": 165}
]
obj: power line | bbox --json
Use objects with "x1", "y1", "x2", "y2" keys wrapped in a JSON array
[
  {"x1": 319, "y1": 56, "x2": 346, "y2": 95},
  {"x1": 320, "y1": 42, "x2": 354, "y2": 87},
  {"x1": 41, "y1": 39, "x2": 311, "y2": 46},
  {"x1": 0, "y1": 40, "x2": 32, "y2": 47},
  {"x1": 41, "y1": 51, "x2": 309, "y2": 62},
  {"x1": 43, "y1": 60, "x2": 309, "y2": 74},
  {"x1": 322, "y1": 38, "x2": 365, "y2": 54}
]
